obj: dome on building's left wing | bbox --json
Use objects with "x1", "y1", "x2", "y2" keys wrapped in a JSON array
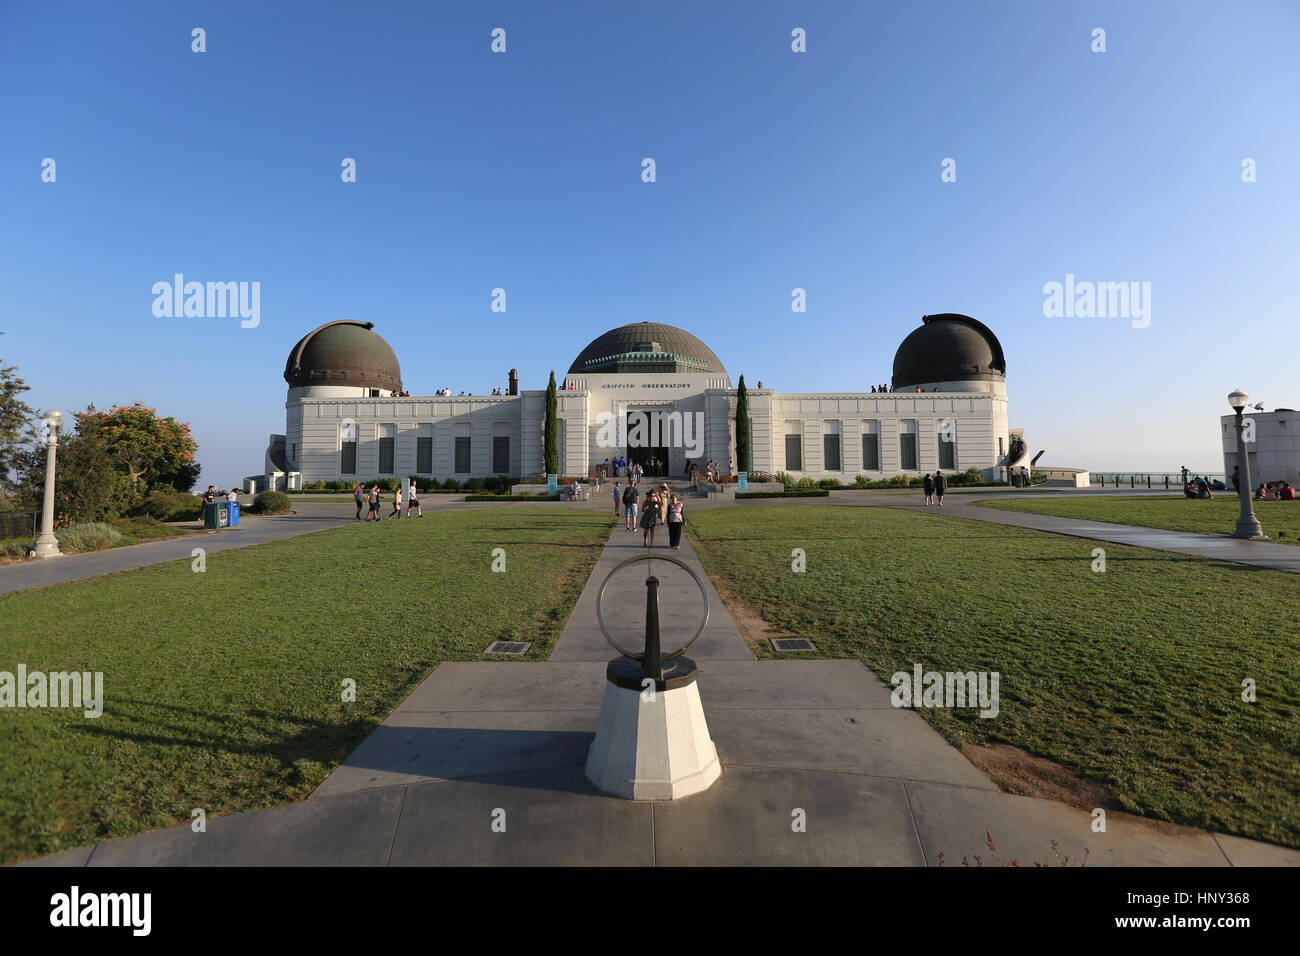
[{"x1": 283, "y1": 321, "x2": 402, "y2": 391}]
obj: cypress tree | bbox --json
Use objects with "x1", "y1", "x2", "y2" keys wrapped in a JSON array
[
  {"x1": 544, "y1": 371, "x2": 559, "y2": 475},
  {"x1": 735, "y1": 375, "x2": 751, "y2": 472}
]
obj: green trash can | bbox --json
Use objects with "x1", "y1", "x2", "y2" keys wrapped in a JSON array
[{"x1": 203, "y1": 502, "x2": 231, "y2": 529}]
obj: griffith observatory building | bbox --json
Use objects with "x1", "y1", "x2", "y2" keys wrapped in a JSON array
[{"x1": 249, "y1": 313, "x2": 1025, "y2": 489}]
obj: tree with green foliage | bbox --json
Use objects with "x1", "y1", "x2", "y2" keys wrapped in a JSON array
[
  {"x1": 0, "y1": 360, "x2": 35, "y2": 493},
  {"x1": 544, "y1": 371, "x2": 558, "y2": 475},
  {"x1": 735, "y1": 375, "x2": 751, "y2": 473},
  {"x1": 20, "y1": 432, "x2": 133, "y2": 524},
  {"x1": 77, "y1": 403, "x2": 200, "y2": 493},
  {"x1": 14, "y1": 402, "x2": 200, "y2": 523}
]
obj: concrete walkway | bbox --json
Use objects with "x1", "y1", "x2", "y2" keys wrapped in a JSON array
[
  {"x1": 857, "y1": 492, "x2": 1300, "y2": 574},
  {"x1": 0, "y1": 503, "x2": 358, "y2": 596},
  {"x1": 21, "y1": 519, "x2": 1299, "y2": 867},
  {"x1": 548, "y1": 524, "x2": 754, "y2": 662}
]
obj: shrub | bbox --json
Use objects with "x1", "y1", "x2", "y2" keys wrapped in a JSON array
[
  {"x1": 54, "y1": 522, "x2": 123, "y2": 553},
  {"x1": 250, "y1": 491, "x2": 292, "y2": 515},
  {"x1": 947, "y1": 468, "x2": 986, "y2": 487},
  {"x1": 0, "y1": 536, "x2": 35, "y2": 559},
  {"x1": 888, "y1": 474, "x2": 913, "y2": 487},
  {"x1": 795, "y1": 476, "x2": 815, "y2": 489},
  {"x1": 464, "y1": 477, "x2": 484, "y2": 491},
  {"x1": 854, "y1": 474, "x2": 872, "y2": 488},
  {"x1": 774, "y1": 471, "x2": 793, "y2": 487},
  {"x1": 306, "y1": 479, "x2": 328, "y2": 491},
  {"x1": 817, "y1": 477, "x2": 843, "y2": 489},
  {"x1": 441, "y1": 478, "x2": 460, "y2": 491},
  {"x1": 136, "y1": 490, "x2": 203, "y2": 522}
]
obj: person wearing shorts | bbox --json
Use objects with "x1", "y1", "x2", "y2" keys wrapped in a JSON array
[
  {"x1": 354, "y1": 483, "x2": 365, "y2": 519},
  {"x1": 406, "y1": 482, "x2": 422, "y2": 517},
  {"x1": 623, "y1": 483, "x2": 638, "y2": 531},
  {"x1": 367, "y1": 485, "x2": 381, "y2": 520}
]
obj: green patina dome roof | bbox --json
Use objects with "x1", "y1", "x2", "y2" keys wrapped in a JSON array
[
  {"x1": 284, "y1": 321, "x2": 402, "y2": 390},
  {"x1": 568, "y1": 322, "x2": 726, "y2": 375}
]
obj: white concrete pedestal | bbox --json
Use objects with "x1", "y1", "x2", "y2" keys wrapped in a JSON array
[{"x1": 585, "y1": 667, "x2": 721, "y2": 801}]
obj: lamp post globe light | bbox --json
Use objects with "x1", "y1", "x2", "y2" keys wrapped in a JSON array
[
  {"x1": 33, "y1": 408, "x2": 65, "y2": 560},
  {"x1": 1227, "y1": 389, "x2": 1265, "y2": 540}
]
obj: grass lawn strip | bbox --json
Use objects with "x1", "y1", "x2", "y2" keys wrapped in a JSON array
[
  {"x1": 0, "y1": 509, "x2": 612, "y2": 863},
  {"x1": 686, "y1": 505, "x2": 1300, "y2": 849}
]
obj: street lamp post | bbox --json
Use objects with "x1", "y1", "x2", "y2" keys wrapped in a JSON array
[
  {"x1": 32, "y1": 408, "x2": 65, "y2": 559},
  {"x1": 1227, "y1": 389, "x2": 1265, "y2": 540}
]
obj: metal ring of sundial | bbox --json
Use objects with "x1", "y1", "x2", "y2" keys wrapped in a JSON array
[{"x1": 595, "y1": 553, "x2": 711, "y2": 661}]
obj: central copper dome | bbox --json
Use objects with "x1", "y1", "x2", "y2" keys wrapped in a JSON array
[{"x1": 568, "y1": 322, "x2": 726, "y2": 375}]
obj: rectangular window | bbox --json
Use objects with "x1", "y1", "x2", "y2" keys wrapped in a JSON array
[
  {"x1": 862, "y1": 433, "x2": 880, "y2": 470},
  {"x1": 455, "y1": 436, "x2": 471, "y2": 474},
  {"x1": 341, "y1": 441, "x2": 357, "y2": 475},
  {"x1": 785, "y1": 434, "x2": 802, "y2": 471},
  {"x1": 378, "y1": 437, "x2": 395, "y2": 474},
  {"x1": 900, "y1": 434, "x2": 917, "y2": 470},
  {"x1": 493, "y1": 436, "x2": 510, "y2": 474},
  {"x1": 823, "y1": 434, "x2": 841, "y2": 471},
  {"x1": 938, "y1": 434, "x2": 955, "y2": 470},
  {"x1": 417, "y1": 437, "x2": 433, "y2": 474}
]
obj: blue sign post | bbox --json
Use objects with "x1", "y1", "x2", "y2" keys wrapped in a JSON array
[
  {"x1": 547, "y1": 474, "x2": 558, "y2": 496},
  {"x1": 738, "y1": 472, "x2": 748, "y2": 492}
]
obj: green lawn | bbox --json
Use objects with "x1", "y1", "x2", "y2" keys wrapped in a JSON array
[
  {"x1": 974, "y1": 494, "x2": 1300, "y2": 544},
  {"x1": 0, "y1": 509, "x2": 612, "y2": 864},
  {"x1": 687, "y1": 505, "x2": 1300, "y2": 848}
]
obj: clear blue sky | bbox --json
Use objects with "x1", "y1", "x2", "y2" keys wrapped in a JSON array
[{"x1": 3, "y1": 0, "x2": 1297, "y2": 486}]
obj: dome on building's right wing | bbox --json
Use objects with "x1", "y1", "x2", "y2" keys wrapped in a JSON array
[
  {"x1": 892, "y1": 314, "x2": 1005, "y2": 389},
  {"x1": 568, "y1": 322, "x2": 727, "y2": 376},
  {"x1": 283, "y1": 320, "x2": 402, "y2": 391}
]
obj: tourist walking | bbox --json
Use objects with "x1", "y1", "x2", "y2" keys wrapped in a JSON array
[
  {"x1": 612, "y1": 481, "x2": 622, "y2": 518},
  {"x1": 922, "y1": 472, "x2": 935, "y2": 505},
  {"x1": 623, "y1": 482, "x2": 639, "y2": 531},
  {"x1": 659, "y1": 484, "x2": 670, "y2": 523},
  {"x1": 641, "y1": 489, "x2": 660, "y2": 547},
  {"x1": 367, "y1": 485, "x2": 381, "y2": 520},
  {"x1": 933, "y1": 470, "x2": 947, "y2": 506},
  {"x1": 389, "y1": 484, "x2": 403, "y2": 518},
  {"x1": 354, "y1": 483, "x2": 365, "y2": 519},
  {"x1": 406, "y1": 481, "x2": 422, "y2": 517},
  {"x1": 667, "y1": 494, "x2": 685, "y2": 549}
]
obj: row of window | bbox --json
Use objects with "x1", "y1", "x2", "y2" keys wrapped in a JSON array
[
  {"x1": 340, "y1": 436, "x2": 510, "y2": 475},
  {"x1": 784, "y1": 433, "x2": 955, "y2": 471}
]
